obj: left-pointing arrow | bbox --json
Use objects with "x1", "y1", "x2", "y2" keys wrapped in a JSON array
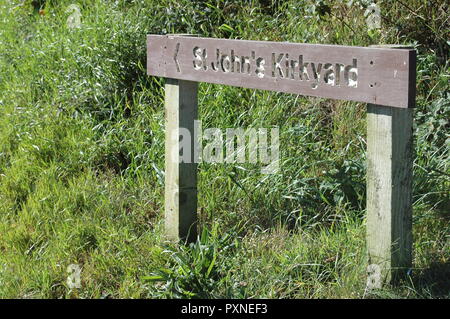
[{"x1": 173, "y1": 43, "x2": 181, "y2": 72}]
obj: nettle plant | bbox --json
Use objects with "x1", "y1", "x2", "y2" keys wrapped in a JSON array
[{"x1": 144, "y1": 226, "x2": 239, "y2": 298}]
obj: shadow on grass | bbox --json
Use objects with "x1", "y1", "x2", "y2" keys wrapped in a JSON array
[{"x1": 413, "y1": 261, "x2": 450, "y2": 298}]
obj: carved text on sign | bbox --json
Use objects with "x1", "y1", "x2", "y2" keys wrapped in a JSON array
[{"x1": 192, "y1": 47, "x2": 358, "y2": 89}]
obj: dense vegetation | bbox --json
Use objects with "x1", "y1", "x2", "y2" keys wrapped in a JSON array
[{"x1": 0, "y1": 0, "x2": 448, "y2": 298}]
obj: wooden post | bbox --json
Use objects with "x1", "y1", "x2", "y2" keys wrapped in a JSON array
[
  {"x1": 366, "y1": 46, "x2": 415, "y2": 286},
  {"x1": 164, "y1": 78, "x2": 198, "y2": 242}
]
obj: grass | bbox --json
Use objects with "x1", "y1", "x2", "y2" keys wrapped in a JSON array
[{"x1": 0, "y1": 0, "x2": 448, "y2": 298}]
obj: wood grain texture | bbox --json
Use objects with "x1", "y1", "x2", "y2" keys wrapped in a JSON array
[
  {"x1": 164, "y1": 79, "x2": 198, "y2": 242},
  {"x1": 148, "y1": 35, "x2": 416, "y2": 108},
  {"x1": 366, "y1": 104, "x2": 413, "y2": 285}
]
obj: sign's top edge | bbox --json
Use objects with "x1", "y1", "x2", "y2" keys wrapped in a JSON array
[{"x1": 146, "y1": 34, "x2": 416, "y2": 52}]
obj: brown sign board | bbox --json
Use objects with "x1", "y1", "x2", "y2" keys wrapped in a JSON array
[
  {"x1": 147, "y1": 35, "x2": 416, "y2": 108},
  {"x1": 150, "y1": 34, "x2": 415, "y2": 279}
]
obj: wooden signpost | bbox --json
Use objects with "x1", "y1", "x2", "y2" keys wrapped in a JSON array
[{"x1": 147, "y1": 35, "x2": 416, "y2": 286}]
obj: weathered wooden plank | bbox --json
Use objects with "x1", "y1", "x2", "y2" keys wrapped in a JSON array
[
  {"x1": 148, "y1": 35, "x2": 416, "y2": 108},
  {"x1": 164, "y1": 79, "x2": 198, "y2": 242},
  {"x1": 366, "y1": 104, "x2": 413, "y2": 286},
  {"x1": 365, "y1": 44, "x2": 415, "y2": 288}
]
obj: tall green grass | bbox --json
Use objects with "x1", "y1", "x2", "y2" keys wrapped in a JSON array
[{"x1": 0, "y1": 0, "x2": 448, "y2": 298}]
